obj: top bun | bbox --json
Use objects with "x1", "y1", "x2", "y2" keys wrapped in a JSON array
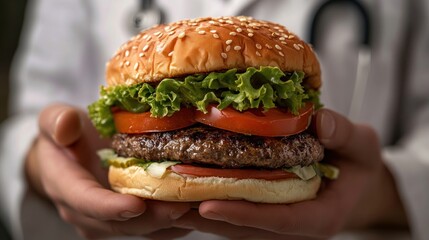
[{"x1": 106, "y1": 16, "x2": 321, "y2": 89}]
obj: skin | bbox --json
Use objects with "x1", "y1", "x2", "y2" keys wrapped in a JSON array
[
  {"x1": 26, "y1": 105, "x2": 408, "y2": 239},
  {"x1": 26, "y1": 104, "x2": 192, "y2": 239}
]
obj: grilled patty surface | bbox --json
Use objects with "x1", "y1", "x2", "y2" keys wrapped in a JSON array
[{"x1": 112, "y1": 125, "x2": 324, "y2": 169}]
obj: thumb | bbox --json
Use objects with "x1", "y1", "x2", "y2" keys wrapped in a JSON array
[
  {"x1": 39, "y1": 104, "x2": 83, "y2": 146},
  {"x1": 315, "y1": 109, "x2": 380, "y2": 159}
]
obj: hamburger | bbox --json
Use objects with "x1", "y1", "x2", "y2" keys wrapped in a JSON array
[{"x1": 89, "y1": 16, "x2": 338, "y2": 204}]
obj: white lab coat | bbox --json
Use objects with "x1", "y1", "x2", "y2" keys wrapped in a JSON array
[{"x1": 1, "y1": 0, "x2": 428, "y2": 239}]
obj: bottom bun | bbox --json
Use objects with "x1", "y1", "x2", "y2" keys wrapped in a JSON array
[{"x1": 109, "y1": 165, "x2": 321, "y2": 204}]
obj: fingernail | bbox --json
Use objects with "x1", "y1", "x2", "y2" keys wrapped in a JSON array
[
  {"x1": 51, "y1": 109, "x2": 66, "y2": 143},
  {"x1": 170, "y1": 211, "x2": 185, "y2": 220},
  {"x1": 120, "y1": 211, "x2": 142, "y2": 219},
  {"x1": 203, "y1": 211, "x2": 225, "y2": 221},
  {"x1": 319, "y1": 110, "x2": 335, "y2": 142}
]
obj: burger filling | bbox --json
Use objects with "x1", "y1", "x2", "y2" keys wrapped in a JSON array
[
  {"x1": 89, "y1": 66, "x2": 338, "y2": 181},
  {"x1": 111, "y1": 125, "x2": 323, "y2": 169},
  {"x1": 89, "y1": 66, "x2": 321, "y2": 137}
]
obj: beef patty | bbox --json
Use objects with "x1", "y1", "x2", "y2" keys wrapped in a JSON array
[{"x1": 111, "y1": 125, "x2": 324, "y2": 169}]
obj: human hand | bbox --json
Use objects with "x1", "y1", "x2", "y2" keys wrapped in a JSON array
[
  {"x1": 173, "y1": 109, "x2": 407, "y2": 239},
  {"x1": 25, "y1": 104, "x2": 192, "y2": 239}
]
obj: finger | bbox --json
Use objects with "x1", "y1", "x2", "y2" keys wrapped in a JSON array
[
  {"x1": 58, "y1": 204, "x2": 191, "y2": 239},
  {"x1": 199, "y1": 200, "x2": 339, "y2": 238},
  {"x1": 174, "y1": 210, "x2": 315, "y2": 240},
  {"x1": 110, "y1": 201, "x2": 191, "y2": 235},
  {"x1": 315, "y1": 109, "x2": 380, "y2": 159},
  {"x1": 38, "y1": 137, "x2": 146, "y2": 221},
  {"x1": 39, "y1": 104, "x2": 82, "y2": 146},
  {"x1": 57, "y1": 206, "x2": 115, "y2": 239}
]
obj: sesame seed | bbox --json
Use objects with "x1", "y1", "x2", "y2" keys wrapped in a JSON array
[
  {"x1": 293, "y1": 44, "x2": 300, "y2": 50},
  {"x1": 298, "y1": 43, "x2": 304, "y2": 49},
  {"x1": 226, "y1": 20, "x2": 234, "y2": 24},
  {"x1": 234, "y1": 46, "x2": 242, "y2": 51},
  {"x1": 274, "y1": 26, "x2": 280, "y2": 30},
  {"x1": 125, "y1": 79, "x2": 135, "y2": 85},
  {"x1": 125, "y1": 50, "x2": 130, "y2": 57},
  {"x1": 236, "y1": 28, "x2": 243, "y2": 32},
  {"x1": 154, "y1": 31, "x2": 161, "y2": 36},
  {"x1": 289, "y1": 35, "x2": 295, "y2": 39},
  {"x1": 134, "y1": 62, "x2": 139, "y2": 70},
  {"x1": 209, "y1": 20, "x2": 216, "y2": 24},
  {"x1": 168, "y1": 51, "x2": 174, "y2": 57},
  {"x1": 281, "y1": 41, "x2": 288, "y2": 45},
  {"x1": 256, "y1": 51, "x2": 262, "y2": 57},
  {"x1": 210, "y1": 29, "x2": 217, "y2": 33},
  {"x1": 226, "y1": 39, "x2": 232, "y2": 45},
  {"x1": 212, "y1": 33, "x2": 219, "y2": 39},
  {"x1": 275, "y1": 44, "x2": 282, "y2": 50},
  {"x1": 178, "y1": 32, "x2": 186, "y2": 39},
  {"x1": 265, "y1": 44, "x2": 273, "y2": 49},
  {"x1": 247, "y1": 28, "x2": 254, "y2": 33},
  {"x1": 156, "y1": 44, "x2": 164, "y2": 52},
  {"x1": 146, "y1": 36, "x2": 152, "y2": 41},
  {"x1": 229, "y1": 32, "x2": 237, "y2": 36},
  {"x1": 248, "y1": 33, "x2": 254, "y2": 37},
  {"x1": 142, "y1": 45, "x2": 149, "y2": 52},
  {"x1": 256, "y1": 43, "x2": 262, "y2": 49},
  {"x1": 125, "y1": 61, "x2": 130, "y2": 66},
  {"x1": 198, "y1": 30, "x2": 205, "y2": 35},
  {"x1": 279, "y1": 37, "x2": 286, "y2": 41},
  {"x1": 168, "y1": 31, "x2": 175, "y2": 35},
  {"x1": 139, "y1": 52, "x2": 145, "y2": 57},
  {"x1": 142, "y1": 35, "x2": 149, "y2": 40},
  {"x1": 226, "y1": 45, "x2": 231, "y2": 52},
  {"x1": 278, "y1": 51, "x2": 284, "y2": 57},
  {"x1": 221, "y1": 52, "x2": 227, "y2": 59}
]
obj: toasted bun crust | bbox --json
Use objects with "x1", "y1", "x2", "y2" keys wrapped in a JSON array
[
  {"x1": 109, "y1": 165, "x2": 321, "y2": 204},
  {"x1": 106, "y1": 16, "x2": 321, "y2": 90}
]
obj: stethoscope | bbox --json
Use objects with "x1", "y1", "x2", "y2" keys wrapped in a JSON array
[
  {"x1": 309, "y1": 0, "x2": 372, "y2": 120},
  {"x1": 130, "y1": 0, "x2": 165, "y2": 34}
]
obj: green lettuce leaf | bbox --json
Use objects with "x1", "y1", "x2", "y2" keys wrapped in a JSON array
[{"x1": 88, "y1": 66, "x2": 320, "y2": 137}]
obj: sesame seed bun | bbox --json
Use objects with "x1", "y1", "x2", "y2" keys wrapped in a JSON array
[
  {"x1": 106, "y1": 16, "x2": 321, "y2": 89},
  {"x1": 109, "y1": 165, "x2": 321, "y2": 204}
]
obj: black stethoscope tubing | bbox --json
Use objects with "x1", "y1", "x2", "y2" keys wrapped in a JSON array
[{"x1": 308, "y1": 0, "x2": 371, "y2": 48}]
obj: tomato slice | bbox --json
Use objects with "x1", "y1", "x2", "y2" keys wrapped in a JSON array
[
  {"x1": 170, "y1": 164, "x2": 298, "y2": 180},
  {"x1": 113, "y1": 108, "x2": 196, "y2": 134},
  {"x1": 194, "y1": 103, "x2": 313, "y2": 137}
]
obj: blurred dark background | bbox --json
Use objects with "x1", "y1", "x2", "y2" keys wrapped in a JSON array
[
  {"x1": 0, "y1": 1, "x2": 27, "y2": 239},
  {"x1": 0, "y1": 0, "x2": 27, "y2": 123}
]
